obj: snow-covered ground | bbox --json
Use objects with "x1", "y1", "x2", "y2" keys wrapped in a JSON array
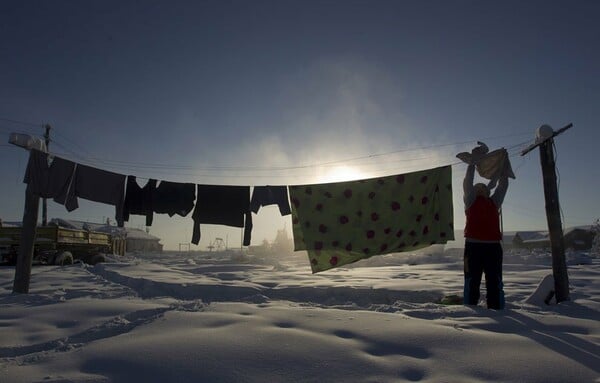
[{"x1": 1, "y1": 248, "x2": 599, "y2": 382}]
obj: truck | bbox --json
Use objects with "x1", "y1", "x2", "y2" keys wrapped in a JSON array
[{"x1": 0, "y1": 225, "x2": 125, "y2": 266}]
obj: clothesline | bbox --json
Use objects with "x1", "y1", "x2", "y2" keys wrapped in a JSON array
[
  {"x1": 42, "y1": 147, "x2": 527, "y2": 185},
  {"x1": 43, "y1": 133, "x2": 531, "y2": 183},
  {"x1": 2, "y1": 115, "x2": 534, "y2": 183},
  {"x1": 52, "y1": 137, "x2": 530, "y2": 173},
  {"x1": 1, "y1": 115, "x2": 532, "y2": 159},
  {"x1": 6, "y1": 131, "x2": 530, "y2": 186},
  {"x1": 1, "y1": 120, "x2": 531, "y2": 171},
  {"x1": 24, "y1": 149, "x2": 297, "y2": 248},
  {"x1": 23, "y1": 148, "x2": 460, "y2": 272},
  {"x1": 22, "y1": 139, "x2": 516, "y2": 273}
]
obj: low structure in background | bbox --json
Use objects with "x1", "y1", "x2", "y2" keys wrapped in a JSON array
[
  {"x1": 511, "y1": 231, "x2": 551, "y2": 249},
  {"x1": 505, "y1": 226, "x2": 595, "y2": 250},
  {"x1": 50, "y1": 219, "x2": 163, "y2": 253},
  {"x1": 563, "y1": 226, "x2": 596, "y2": 250},
  {"x1": 248, "y1": 227, "x2": 294, "y2": 256},
  {"x1": 123, "y1": 228, "x2": 163, "y2": 253}
]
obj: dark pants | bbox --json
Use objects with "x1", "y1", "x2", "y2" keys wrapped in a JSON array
[{"x1": 464, "y1": 242, "x2": 505, "y2": 309}]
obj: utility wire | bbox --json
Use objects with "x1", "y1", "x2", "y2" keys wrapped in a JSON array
[
  {"x1": 48, "y1": 144, "x2": 465, "y2": 182},
  {"x1": 49, "y1": 137, "x2": 530, "y2": 183},
  {"x1": 0, "y1": 125, "x2": 41, "y2": 136},
  {"x1": 52, "y1": 133, "x2": 531, "y2": 173},
  {"x1": 51, "y1": 129, "x2": 94, "y2": 159},
  {"x1": 78, "y1": 150, "x2": 464, "y2": 172},
  {"x1": 78, "y1": 142, "x2": 473, "y2": 171},
  {"x1": 46, "y1": 138, "x2": 471, "y2": 173},
  {"x1": 50, "y1": 140, "x2": 89, "y2": 162},
  {"x1": 0, "y1": 117, "x2": 43, "y2": 128},
  {"x1": 2, "y1": 114, "x2": 536, "y2": 176}
]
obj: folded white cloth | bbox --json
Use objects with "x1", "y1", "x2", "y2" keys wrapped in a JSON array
[
  {"x1": 457, "y1": 144, "x2": 515, "y2": 181},
  {"x1": 478, "y1": 148, "x2": 515, "y2": 180}
]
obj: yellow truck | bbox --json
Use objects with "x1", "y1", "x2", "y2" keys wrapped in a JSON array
[{"x1": 0, "y1": 226, "x2": 125, "y2": 266}]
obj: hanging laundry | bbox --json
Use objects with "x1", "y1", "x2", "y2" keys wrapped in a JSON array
[
  {"x1": 64, "y1": 164, "x2": 126, "y2": 227},
  {"x1": 23, "y1": 149, "x2": 76, "y2": 204},
  {"x1": 152, "y1": 181, "x2": 196, "y2": 217},
  {"x1": 123, "y1": 176, "x2": 157, "y2": 226},
  {"x1": 474, "y1": 148, "x2": 515, "y2": 181},
  {"x1": 289, "y1": 165, "x2": 454, "y2": 273},
  {"x1": 192, "y1": 185, "x2": 251, "y2": 246},
  {"x1": 456, "y1": 144, "x2": 515, "y2": 181},
  {"x1": 456, "y1": 141, "x2": 490, "y2": 165},
  {"x1": 249, "y1": 186, "x2": 291, "y2": 216}
]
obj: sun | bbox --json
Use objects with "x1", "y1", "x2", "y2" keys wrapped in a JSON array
[{"x1": 320, "y1": 165, "x2": 366, "y2": 183}]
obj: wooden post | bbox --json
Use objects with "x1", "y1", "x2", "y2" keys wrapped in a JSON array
[
  {"x1": 521, "y1": 123, "x2": 573, "y2": 303},
  {"x1": 41, "y1": 124, "x2": 51, "y2": 226},
  {"x1": 539, "y1": 139, "x2": 570, "y2": 302},
  {"x1": 13, "y1": 185, "x2": 40, "y2": 294}
]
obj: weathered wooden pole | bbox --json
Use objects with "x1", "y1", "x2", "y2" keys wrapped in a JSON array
[
  {"x1": 13, "y1": 185, "x2": 40, "y2": 294},
  {"x1": 522, "y1": 123, "x2": 572, "y2": 303},
  {"x1": 41, "y1": 124, "x2": 51, "y2": 226},
  {"x1": 539, "y1": 139, "x2": 570, "y2": 302}
]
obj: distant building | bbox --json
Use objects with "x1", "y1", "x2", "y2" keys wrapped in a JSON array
[
  {"x1": 508, "y1": 226, "x2": 595, "y2": 250},
  {"x1": 512, "y1": 231, "x2": 551, "y2": 249},
  {"x1": 563, "y1": 226, "x2": 595, "y2": 250},
  {"x1": 123, "y1": 228, "x2": 163, "y2": 253},
  {"x1": 248, "y1": 227, "x2": 294, "y2": 256}
]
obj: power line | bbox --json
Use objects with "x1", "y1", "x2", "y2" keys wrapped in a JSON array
[
  {"x1": 0, "y1": 125, "x2": 41, "y2": 136},
  {"x1": 51, "y1": 129, "x2": 93, "y2": 159},
  {"x1": 44, "y1": 137, "x2": 531, "y2": 184},
  {"x1": 0, "y1": 117, "x2": 43, "y2": 128},
  {"x1": 1, "y1": 114, "x2": 536, "y2": 175},
  {"x1": 46, "y1": 144, "x2": 466, "y2": 183},
  {"x1": 46, "y1": 137, "x2": 470, "y2": 173},
  {"x1": 50, "y1": 140, "x2": 88, "y2": 162},
  {"x1": 52, "y1": 133, "x2": 531, "y2": 173}
]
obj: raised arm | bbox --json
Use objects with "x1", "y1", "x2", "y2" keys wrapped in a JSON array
[
  {"x1": 463, "y1": 164, "x2": 476, "y2": 209},
  {"x1": 491, "y1": 176, "x2": 509, "y2": 208}
]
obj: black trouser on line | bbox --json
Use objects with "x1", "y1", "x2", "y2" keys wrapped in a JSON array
[{"x1": 464, "y1": 241, "x2": 505, "y2": 309}]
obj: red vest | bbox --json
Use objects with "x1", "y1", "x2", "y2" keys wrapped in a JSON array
[{"x1": 465, "y1": 196, "x2": 501, "y2": 241}]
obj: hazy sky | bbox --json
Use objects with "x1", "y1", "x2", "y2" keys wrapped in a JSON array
[{"x1": 1, "y1": 0, "x2": 599, "y2": 250}]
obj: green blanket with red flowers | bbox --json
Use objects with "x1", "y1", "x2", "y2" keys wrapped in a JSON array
[{"x1": 290, "y1": 166, "x2": 454, "y2": 273}]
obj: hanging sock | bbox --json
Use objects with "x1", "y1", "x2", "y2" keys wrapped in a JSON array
[{"x1": 289, "y1": 165, "x2": 455, "y2": 273}]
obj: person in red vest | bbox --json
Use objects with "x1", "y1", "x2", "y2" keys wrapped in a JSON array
[{"x1": 463, "y1": 159, "x2": 509, "y2": 309}]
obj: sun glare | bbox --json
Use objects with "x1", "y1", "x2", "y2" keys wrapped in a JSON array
[{"x1": 320, "y1": 165, "x2": 366, "y2": 183}]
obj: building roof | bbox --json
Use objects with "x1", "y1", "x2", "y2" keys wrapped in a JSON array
[
  {"x1": 515, "y1": 231, "x2": 548, "y2": 241},
  {"x1": 564, "y1": 226, "x2": 593, "y2": 235},
  {"x1": 1, "y1": 221, "x2": 22, "y2": 227},
  {"x1": 512, "y1": 226, "x2": 594, "y2": 242},
  {"x1": 125, "y1": 228, "x2": 162, "y2": 241},
  {"x1": 521, "y1": 238, "x2": 551, "y2": 245}
]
